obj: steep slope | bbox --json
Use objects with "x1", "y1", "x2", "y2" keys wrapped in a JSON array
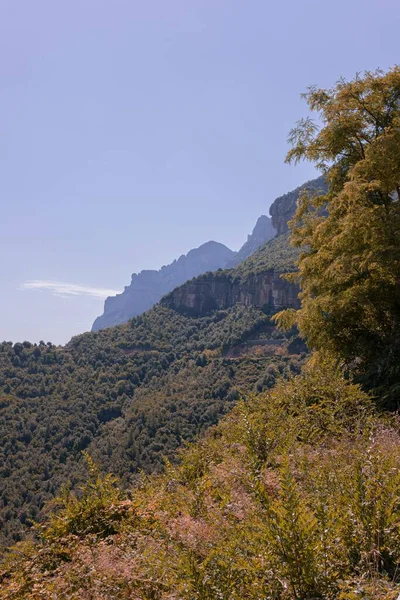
[
  {"x1": 0, "y1": 300, "x2": 304, "y2": 547},
  {"x1": 3, "y1": 361, "x2": 400, "y2": 600},
  {"x1": 226, "y1": 214, "x2": 275, "y2": 267},
  {"x1": 92, "y1": 241, "x2": 236, "y2": 331},
  {"x1": 161, "y1": 234, "x2": 300, "y2": 316},
  {"x1": 269, "y1": 174, "x2": 327, "y2": 234},
  {"x1": 233, "y1": 231, "x2": 299, "y2": 276}
]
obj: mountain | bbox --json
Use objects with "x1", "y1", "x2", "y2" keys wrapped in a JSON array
[
  {"x1": 269, "y1": 174, "x2": 328, "y2": 235},
  {"x1": 0, "y1": 303, "x2": 303, "y2": 547},
  {"x1": 0, "y1": 215, "x2": 301, "y2": 547},
  {"x1": 226, "y1": 214, "x2": 275, "y2": 267},
  {"x1": 92, "y1": 241, "x2": 236, "y2": 331},
  {"x1": 161, "y1": 234, "x2": 299, "y2": 317},
  {"x1": 92, "y1": 173, "x2": 326, "y2": 333},
  {"x1": 92, "y1": 215, "x2": 276, "y2": 332}
]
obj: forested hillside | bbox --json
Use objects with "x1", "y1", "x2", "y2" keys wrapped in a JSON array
[
  {"x1": 0, "y1": 231, "x2": 302, "y2": 547},
  {"x1": 2, "y1": 359, "x2": 400, "y2": 600}
]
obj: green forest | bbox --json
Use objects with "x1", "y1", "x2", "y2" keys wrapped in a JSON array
[
  {"x1": 1, "y1": 67, "x2": 400, "y2": 600},
  {"x1": 0, "y1": 234, "x2": 303, "y2": 547}
]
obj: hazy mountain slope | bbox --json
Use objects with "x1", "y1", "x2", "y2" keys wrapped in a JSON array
[
  {"x1": 92, "y1": 213, "x2": 276, "y2": 333},
  {"x1": 91, "y1": 175, "x2": 325, "y2": 332},
  {"x1": 226, "y1": 214, "x2": 275, "y2": 267},
  {"x1": 269, "y1": 174, "x2": 327, "y2": 234},
  {"x1": 92, "y1": 241, "x2": 236, "y2": 332}
]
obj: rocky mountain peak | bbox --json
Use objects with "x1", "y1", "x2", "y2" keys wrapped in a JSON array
[
  {"x1": 92, "y1": 241, "x2": 235, "y2": 331},
  {"x1": 227, "y1": 214, "x2": 275, "y2": 268},
  {"x1": 269, "y1": 175, "x2": 327, "y2": 235},
  {"x1": 92, "y1": 177, "x2": 326, "y2": 332}
]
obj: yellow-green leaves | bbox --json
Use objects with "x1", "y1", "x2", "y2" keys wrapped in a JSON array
[{"x1": 283, "y1": 67, "x2": 400, "y2": 406}]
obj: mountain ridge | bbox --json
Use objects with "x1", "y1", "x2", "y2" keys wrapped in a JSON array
[
  {"x1": 92, "y1": 240, "x2": 235, "y2": 331},
  {"x1": 92, "y1": 176, "x2": 326, "y2": 332},
  {"x1": 92, "y1": 216, "x2": 276, "y2": 331}
]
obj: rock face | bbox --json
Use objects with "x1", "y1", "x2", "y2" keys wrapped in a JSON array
[
  {"x1": 92, "y1": 216, "x2": 275, "y2": 332},
  {"x1": 269, "y1": 175, "x2": 327, "y2": 235},
  {"x1": 227, "y1": 215, "x2": 275, "y2": 267},
  {"x1": 92, "y1": 241, "x2": 236, "y2": 331},
  {"x1": 159, "y1": 176, "x2": 328, "y2": 318},
  {"x1": 161, "y1": 270, "x2": 300, "y2": 316},
  {"x1": 92, "y1": 176, "x2": 326, "y2": 331}
]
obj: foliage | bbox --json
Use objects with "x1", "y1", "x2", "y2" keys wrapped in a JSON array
[
  {"x1": 276, "y1": 67, "x2": 400, "y2": 406},
  {"x1": 41, "y1": 452, "x2": 123, "y2": 540},
  {"x1": 2, "y1": 360, "x2": 400, "y2": 599},
  {"x1": 0, "y1": 303, "x2": 302, "y2": 547},
  {"x1": 233, "y1": 232, "x2": 300, "y2": 277}
]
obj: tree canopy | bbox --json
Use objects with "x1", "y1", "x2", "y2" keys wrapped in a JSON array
[{"x1": 276, "y1": 67, "x2": 400, "y2": 406}]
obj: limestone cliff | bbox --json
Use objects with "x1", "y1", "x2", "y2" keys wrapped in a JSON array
[
  {"x1": 161, "y1": 268, "x2": 300, "y2": 316},
  {"x1": 92, "y1": 216, "x2": 276, "y2": 332},
  {"x1": 269, "y1": 175, "x2": 327, "y2": 235}
]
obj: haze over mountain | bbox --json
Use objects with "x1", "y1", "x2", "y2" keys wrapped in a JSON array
[
  {"x1": 92, "y1": 177, "x2": 326, "y2": 333},
  {"x1": 92, "y1": 215, "x2": 276, "y2": 331},
  {"x1": 92, "y1": 241, "x2": 235, "y2": 331}
]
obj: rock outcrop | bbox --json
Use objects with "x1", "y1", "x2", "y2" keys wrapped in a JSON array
[
  {"x1": 92, "y1": 216, "x2": 276, "y2": 332},
  {"x1": 92, "y1": 176, "x2": 326, "y2": 331},
  {"x1": 269, "y1": 175, "x2": 327, "y2": 235},
  {"x1": 159, "y1": 175, "x2": 327, "y2": 318},
  {"x1": 161, "y1": 269, "x2": 299, "y2": 316},
  {"x1": 227, "y1": 215, "x2": 275, "y2": 267},
  {"x1": 92, "y1": 241, "x2": 236, "y2": 331}
]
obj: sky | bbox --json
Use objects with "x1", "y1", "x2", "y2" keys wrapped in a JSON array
[{"x1": 1, "y1": 0, "x2": 398, "y2": 345}]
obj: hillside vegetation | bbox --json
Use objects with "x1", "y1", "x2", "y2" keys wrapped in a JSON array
[
  {"x1": 0, "y1": 299, "x2": 302, "y2": 547},
  {"x1": 0, "y1": 197, "x2": 307, "y2": 549},
  {"x1": 1, "y1": 67, "x2": 399, "y2": 599},
  {"x1": 276, "y1": 66, "x2": 400, "y2": 407},
  {"x1": 2, "y1": 359, "x2": 400, "y2": 599},
  {"x1": 232, "y1": 232, "x2": 298, "y2": 277}
]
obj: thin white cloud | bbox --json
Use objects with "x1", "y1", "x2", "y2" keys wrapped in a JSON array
[{"x1": 21, "y1": 280, "x2": 120, "y2": 299}]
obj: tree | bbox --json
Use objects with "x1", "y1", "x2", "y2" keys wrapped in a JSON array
[{"x1": 275, "y1": 67, "x2": 400, "y2": 406}]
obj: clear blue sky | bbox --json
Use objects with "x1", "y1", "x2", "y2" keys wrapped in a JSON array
[{"x1": 1, "y1": 0, "x2": 398, "y2": 344}]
